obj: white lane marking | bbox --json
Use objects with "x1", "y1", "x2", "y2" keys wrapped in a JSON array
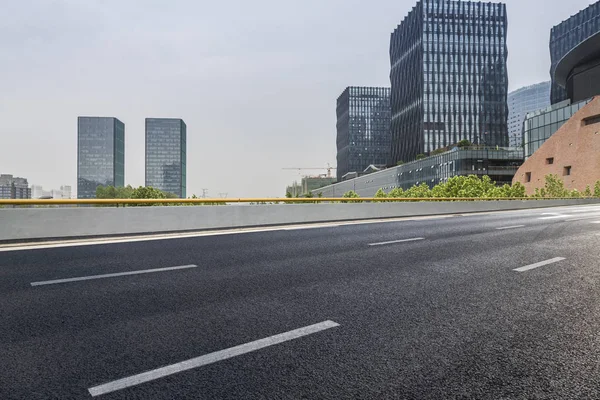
[
  {"x1": 30, "y1": 265, "x2": 198, "y2": 287},
  {"x1": 564, "y1": 216, "x2": 600, "y2": 222},
  {"x1": 369, "y1": 237, "x2": 425, "y2": 246},
  {"x1": 88, "y1": 320, "x2": 340, "y2": 397},
  {"x1": 538, "y1": 214, "x2": 568, "y2": 220},
  {"x1": 496, "y1": 225, "x2": 526, "y2": 230},
  {"x1": 281, "y1": 224, "x2": 340, "y2": 230},
  {"x1": 540, "y1": 212, "x2": 600, "y2": 220},
  {"x1": 0, "y1": 216, "x2": 456, "y2": 253},
  {"x1": 590, "y1": 221, "x2": 600, "y2": 224},
  {"x1": 513, "y1": 257, "x2": 566, "y2": 273}
]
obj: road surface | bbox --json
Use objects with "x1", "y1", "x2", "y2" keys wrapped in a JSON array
[{"x1": 2, "y1": 204, "x2": 600, "y2": 399}]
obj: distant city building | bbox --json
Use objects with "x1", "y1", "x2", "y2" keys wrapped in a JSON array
[
  {"x1": 31, "y1": 184, "x2": 44, "y2": 199},
  {"x1": 286, "y1": 176, "x2": 337, "y2": 197},
  {"x1": 389, "y1": 0, "x2": 509, "y2": 164},
  {"x1": 30, "y1": 184, "x2": 72, "y2": 199},
  {"x1": 514, "y1": 97, "x2": 600, "y2": 195},
  {"x1": 507, "y1": 82, "x2": 551, "y2": 147},
  {"x1": 550, "y1": 1, "x2": 600, "y2": 104},
  {"x1": 315, "y1": 146, "x2": 523, "y2": 197},
  {"x1": 145, "y1": 118, "x2": 187, "y2": 198},
  {"x1": 0, "y1": 174, "x2": 31, "y2": 199},
  {"x1": 60, "y1": 185, "x2": 72, "y2": 199},
  {"x1": 77, "y1": 117, "x2": 125, "y2": 199},
  {"x1": 336, "y1": 87, "x2": 391, "y2": 182}
]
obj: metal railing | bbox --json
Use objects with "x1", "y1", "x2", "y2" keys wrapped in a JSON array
[{"x1": 0, "y1": 197, "x2": 594, "y2": 206}]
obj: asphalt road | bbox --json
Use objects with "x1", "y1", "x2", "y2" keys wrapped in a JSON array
[{"x1": 2, "y1": 204, "x2": 600, "y2": 399}]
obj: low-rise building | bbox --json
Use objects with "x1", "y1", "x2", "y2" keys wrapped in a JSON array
[
  {"x1": 513, "y1": 96, "x2": 600, "y2": 195},
  {"x1": 286, "y1": 176, "x2": 336, "y2": 197},
  {"x1": 314, "y1": 147, "x2": 523, "y2": 197}
]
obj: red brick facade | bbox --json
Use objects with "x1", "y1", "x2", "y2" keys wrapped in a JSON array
[{"x1": 513, "y1": 96, "x2": 600, "y2": 195}]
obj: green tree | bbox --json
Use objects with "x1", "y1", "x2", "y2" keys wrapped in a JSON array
[
  {"x1": 285, "y1": 191, "x2": 292, "y2": 198},
  {"x1": 341, "y1": 190, "x2": 361, "y2": 203},
  {"x1": 543, "y1": 174, "x2": 569, "y2": 198},
  {"x1": 374, "y1": 188, "x2": 388, "y2": 202},
  {"x1": 317, "y1": 192, "x2": 323, "y2": 198},
  {"x1": 404, "y1": 183, "x2": 432, "y2": 198},
  {"x1": 416, "y1": 154, "x2": 426, "y2": 160},
  {"x1": 595, "y1": 181, "x2": 600, "y2": 197},
  {"x1": 396, "y1": 161, "x2": 405, "y2": 166},
  {"x1": 584, "y1": 185, "x2": 593, "y2": 197},
  {"x1": 431, "y1": 148, "x2": 446, "y2": 155},
  {"x1": 131, "y1": 186, "x2": 167, "y2": 206},
  {"x1": 457, "y1": 139, "x2": 472, "y2": 148},
  {"x1": 388, "y1": 187, "x2": 405, "y2": 199}
]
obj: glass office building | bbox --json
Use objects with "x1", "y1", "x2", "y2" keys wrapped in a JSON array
[
  {"x1": 315, "y1": 146, "x2": 523, "y2": 197},
  {"x1": 522, "y1": 98, "x2": 591, "y2": 159},
  {"x1": 507, "y1": 82, "x2": 551, "y2": 148},
  {"x1": 77, "y1": 117, "x2": 125, "y2": 199},
  {"x1": 145, "y1": 118, "x2": 187, "y2": 198},
  {"x1": 336, "y1": 87, "x2": 391, "y2": 181},
  {"x1": 550, "y1": 1, "x2": 600, "y2": 105},
  {"x1": 389, "y1": 0, "x2": 508, "y2": 164}
]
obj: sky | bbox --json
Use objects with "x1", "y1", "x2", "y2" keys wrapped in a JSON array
[{"x1": 1, "y1": 0, "x2": 597, "y2": 198}]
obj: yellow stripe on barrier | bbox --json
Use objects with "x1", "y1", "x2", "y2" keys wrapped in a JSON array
[{"x1": 0, "y1": 197, "x2": 592, "y2": 205}]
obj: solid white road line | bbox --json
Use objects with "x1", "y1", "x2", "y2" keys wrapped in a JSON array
[
  {"x1": 281, "y1": 224, "x2": 340, "y2": 230},
  {"x1": 87, "y1": 320, "x2": 340, "y2": 397},
  {"x1": 513, "y1": 257, "x2": 566, "y2": 273},
  {"x1": 0, "y1": 216, "x2": 455, "y2": 253},
  {"x1": 369, "y1": 237, "x2": 425, "y2": 246},
  {"x1": 496, "y1": 225, "x2": 526, "y2": 230},
  {"x1": 30, "y1": 265, "x2": 198, "y2": 287}
]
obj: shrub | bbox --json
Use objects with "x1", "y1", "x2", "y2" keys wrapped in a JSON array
[
  {"x1": 584, "y1": 186, "x2": 592, "y2": 197},
  {"x1": 342, "y1": 190, "x2": 361, "y2": 203},
  {"x1": 388, "y1": 188, "x2": 405, "y2": 199},
  {"x1": 374, "y1": 188, "x2": 388, "y2": 202},
  {"x1": 416, "y1": 154, "x2": 426, "y2": 160},
  {"x1": 595, "y1": 181, "x2": 600, "y2": 197}
]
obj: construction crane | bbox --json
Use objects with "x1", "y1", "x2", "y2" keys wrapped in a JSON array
[{"x1": 282, "y1": 163, "x2": 337, "y2": 178}]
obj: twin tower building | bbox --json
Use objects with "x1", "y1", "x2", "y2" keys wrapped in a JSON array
[{"x1": 77, "y1": 117, "x2": 187, "y2": 199}]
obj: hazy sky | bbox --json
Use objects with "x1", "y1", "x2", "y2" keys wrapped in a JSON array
[{"x1": 1, "y1": 0, "x2": 596, "y2": 197}]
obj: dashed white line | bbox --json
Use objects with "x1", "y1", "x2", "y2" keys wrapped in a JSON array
[
  {"x1": 513, "y1": 257, "x2": 566, "y2": 273},
  {"x1": 87, "y1": 320, "x2": 340, "y2": 397},
  {"x1": 369, "y1": 237, "x2": 425, "y2": 246},
  {"x1": 496, "y1": 225, "x2": 526, "y2": 230},
  {"x1": 30, "y1": 264, "x2": 198, "y2": 286}
]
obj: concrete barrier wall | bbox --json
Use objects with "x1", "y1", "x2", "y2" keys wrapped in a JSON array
[{"x1": 1, "y1": 199, "x2": 599, "y2": 242}]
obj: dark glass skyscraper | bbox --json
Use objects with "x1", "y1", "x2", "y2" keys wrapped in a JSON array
[
  {"x1": 145, "y1": 118, "x2": 187, "y2": 198},
  {"x1": 77, "y1": 117, "x2": 125, "y2": 199},
  {"x1": 550, "y1": 1, "x2": 600, "y2": 105},
  {"x1": 389, "y1": 0, "x2": 508, "y2": 164},
  {"x1": 336, "y1": 87, "x2": 391, "y2": 182}
]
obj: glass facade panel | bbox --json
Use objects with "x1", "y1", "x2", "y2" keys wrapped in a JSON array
[
  {"x1": 145, "y1": 118, "x2": 187, "y2": 198},
  {"x1": 77, "y1": 117, "x2": 125, "y2": 199},
  {"x1": 336, "y1": 87, "x2": 391, "y2": 181},
  {"x1": 550, "y1": 2, "x2": 600, "y2": 104},
  {"x1": 389, "y1": 0, "x2": 509, "y2": 164},
  {"x1": 522, "y1": 98, "x2": 592, "y2": 158},
  {"x1": 506, "y1": 82, "x2": 550, "y2": 147}
]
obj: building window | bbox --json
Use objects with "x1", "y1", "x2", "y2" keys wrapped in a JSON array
[
  {"x1": 583, "y1": 114, "x2": 600, "y2": 126},
  {"x1": 546, "y1": 157, "x2": 554, "y2": 165},
  {"x1": 563, "y1": 166, "x2": 571, "y2": 176},
  {"x1": 525, "y1": 172, "x2": 531, "y2": 182}
]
